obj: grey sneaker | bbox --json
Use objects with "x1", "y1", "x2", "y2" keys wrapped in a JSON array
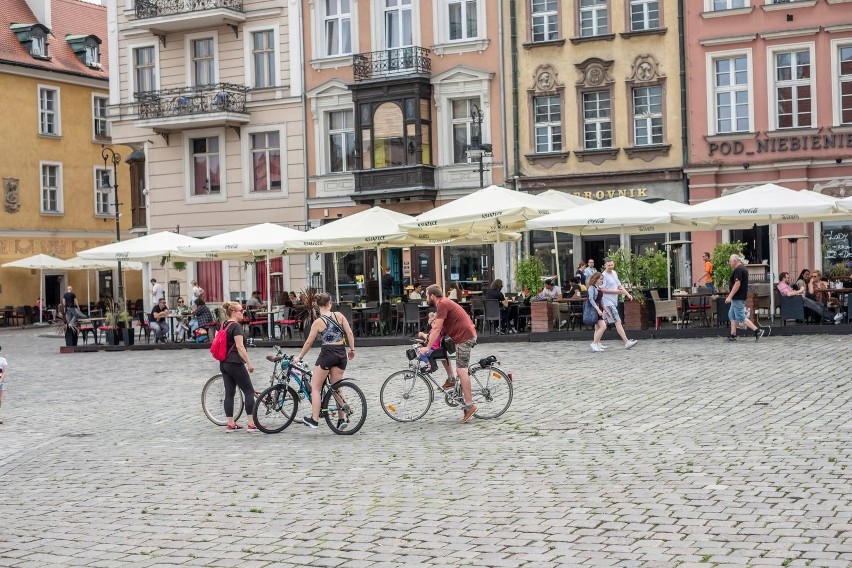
[
  {"x1": 625, "y1": 339, "x2": 638, "y2": 350},
  {"x1": 754, "y1": 328, "x2": 764, "y2": 342},
  {"x1": 834, "y1": 312, "x2": 844, "y2": 322},
  {"x1": 303, "y1": 416, "x2": 318, "y2": 429}
]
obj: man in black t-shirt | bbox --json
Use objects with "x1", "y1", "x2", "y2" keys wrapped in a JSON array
[
  {"x1": 724, "y1": 254, "x2": 763, "y2": 341},
  {"x1": 150, "y1": 299, "x2": 171, "y2": 343},
  {"x1": 63, "y1": 286, "x2": 84, "y2": 325}
]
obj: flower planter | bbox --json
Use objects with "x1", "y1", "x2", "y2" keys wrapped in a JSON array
[
  {"x1": 622, "y1": 300, "x2": 648, "y2": 331},
  {"x1": 105, "y1": 329, "x2": 121, "y2": 346},
  {"x1": 530, "y1": 301, "x2": 554, "y2": 333},
  {"x1": 64, "y1": 328, "x2": 79, "y2": 347},
  {"x1": 122, "y1": 327, "x2": 135, "y2": 346}
]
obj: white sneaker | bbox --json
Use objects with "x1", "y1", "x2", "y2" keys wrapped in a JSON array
[
  {"x1": 833, "y1": 312, "x2": 844, "y2": 322},
  {"x1": 625, "y1": 339, "x2": 638, "y2": 349},
  {"x1": 598, "y1": 343, "x2": 608, "y2": 349},
  {"x1": 590, "y1": 342, "x2": 602, "y2": 352}
]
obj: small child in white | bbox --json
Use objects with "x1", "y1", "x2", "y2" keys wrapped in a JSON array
[{"x1": 0, "y1": 345, "x2": 8, "y2": 424}]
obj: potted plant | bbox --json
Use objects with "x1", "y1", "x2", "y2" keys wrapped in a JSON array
[
  {"x1": 826, "y1": 261, "x2": 850, "y2": 285},
  {"x1": 53, "y1": 305, "x2": 78, "y2": 348},
  {"x1": 515, "y1": 256, "x2": 551, "y2": 332},
  {"x1": 104, "y1": 300, "x2": 131, "y2": 346},
  {"x1": 608, "y1": 247, "x2": 649, "y2": 330}
]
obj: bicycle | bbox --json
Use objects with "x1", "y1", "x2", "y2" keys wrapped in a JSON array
[
  {"x1": 252, "y1": 351, "x2": 367, "y2": 435},
  {"x1": 379, "y1": 344, "x2": 513, "y2": 422}
]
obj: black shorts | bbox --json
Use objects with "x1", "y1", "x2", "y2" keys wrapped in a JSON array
[{"x1": 316, "y1": 345, "x2": 347, "y2": 371}]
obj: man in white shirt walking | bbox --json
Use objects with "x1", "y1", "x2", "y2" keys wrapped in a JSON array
[
  {"x1": 150, "y1": 278, "x2": 164, "y2": 306},
  {"x1": 598, "y1": 258, "x2": 638, "y2": 351}
]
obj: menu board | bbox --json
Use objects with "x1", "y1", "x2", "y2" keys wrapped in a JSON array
[{"x1": 823, "y1": 228, "x2": 852, "y2": 262}]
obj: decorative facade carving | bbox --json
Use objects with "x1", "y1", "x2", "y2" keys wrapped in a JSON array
[
  {"x1": 813, "y1": 178, "x2": 852, "y2": 198},
  {"x1": 626, "y1": 54, "x2": 665, "y2": 84},
  {"x1": 531, "y1": 64, "x2": 563, "y2": 94},
  {"x1": 574, "y1": 58, "x2": 614, "y2": 88},
  {"x1": 3, "y1": 178, "x2": 20, "y2": 213}
]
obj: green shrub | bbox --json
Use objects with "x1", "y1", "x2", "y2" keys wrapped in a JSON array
[{"x1": 711, "y1": 241, "x2": 745, "y2": 291}]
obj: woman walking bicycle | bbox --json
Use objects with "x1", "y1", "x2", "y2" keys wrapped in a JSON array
[
  {"x1": 220, "y1": 301, "x2": 259, "y2": 433},
  {"x1": 293, "y1": 293, "x2": 356, "y2": 429}
]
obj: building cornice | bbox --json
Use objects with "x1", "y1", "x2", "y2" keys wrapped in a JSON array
[
  {"x1": 759, "y1": 27, "x2": 820, "y2": 40},
  {"x1": 699, "y1": 34, "x2": 757, "y2": 47},
  {"x1": 700, "y1": 7, "x2": 754, "y2": 19},
  {"x1": 0, "y1": 61, "x2": 108, "y2": 87}
]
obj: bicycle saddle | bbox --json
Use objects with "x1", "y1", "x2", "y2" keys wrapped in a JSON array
[
  {"x1": 478, "y1": 355, "x2": 497, "y2": 368},
  {"x1": 266, "y1": 354, "x2": 285, "y2": 363}
]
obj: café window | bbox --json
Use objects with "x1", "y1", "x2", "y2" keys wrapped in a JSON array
[
  {"x1": 447, "y1": 245, "x2": 493, "y2": 288},
  {"x1": 822, "y1": 222, "x2": 852, "y2": 279}
]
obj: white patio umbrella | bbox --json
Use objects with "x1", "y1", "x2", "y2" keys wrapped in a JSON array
[
  {"x1": 65, "y1": 257, "x2": 144, "y2": 314},
  {"x1": 177, "y1": 223, "x2": 307, "y2": 337},
  {"x1": 400, "y1": 185, "x2": 562, "y2": 283},
  {"x1": 531, "y1": 191, "x2": 596, "y2": 286},
  {"x1": 835, "y1": 195, "x2": 852, "y2": 214},
  {"x1": 670, "y1": 183, "x2": 841, "y2": 321},
  {"x1": 1, "y1": 254, "x2": 74, "y2": 324},
  {"x1": 78, "y1": 231, "x2": 203, "y2": 310},
  {"x1": 283, "y1": 207, "x2": 417, "y2": 303}
]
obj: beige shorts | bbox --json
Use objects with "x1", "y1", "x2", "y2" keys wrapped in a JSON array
[{"x1": 455, "y1": 337, "x2": 477, "y2": 369}]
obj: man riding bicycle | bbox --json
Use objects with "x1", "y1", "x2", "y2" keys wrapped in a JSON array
[{"x1": 419, "y1": 285, "x2": 477, "y2": 423}]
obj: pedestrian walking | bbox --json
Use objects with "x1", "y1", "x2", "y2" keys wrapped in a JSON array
[
  {"x1": 725, "y1": 255, "x2": 763, "y2": 341},
  {"x1": 150, "y1": 278, "x2": 164, "y2": 306},
  {"x1": 219, "y1": 302, "x2": 259, "y2": 432},
  {"x1": 586, "y1": 272, "x2": 607, "y2": 352},
  {"x1": 0, "y1": 345, "x2": 8, "y2": 424},
  {"x1": 599, "y1": 258, "x2": 639, "y2": 350}
]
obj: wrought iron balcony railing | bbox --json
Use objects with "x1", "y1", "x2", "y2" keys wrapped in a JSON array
[
  {"x1": 135, "y1": 0, "x2": 243, "y2": 20},
  {"x1": 352, "y1": 47, "x2": 431, "y2": 82},
  {"x1": 136, "y1": 83, "x2": 248, "y2": 120}
]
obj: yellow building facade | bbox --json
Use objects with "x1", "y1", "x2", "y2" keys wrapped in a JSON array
[{"x1": 0, "y1": 0, "x2": 139, "y2": 315}]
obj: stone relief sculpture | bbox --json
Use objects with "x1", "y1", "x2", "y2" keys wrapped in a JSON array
[{"x1": 4, "y1": 178, "x2": 20, "y2": 213}]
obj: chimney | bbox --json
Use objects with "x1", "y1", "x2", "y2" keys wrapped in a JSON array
[{"x1": 24, "y1": 0, "x2": 51, "y2": 28}]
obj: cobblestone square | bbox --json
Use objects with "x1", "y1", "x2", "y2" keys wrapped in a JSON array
[{"x1": 0, "y1": 330, "x2": 850, "y2": 567}]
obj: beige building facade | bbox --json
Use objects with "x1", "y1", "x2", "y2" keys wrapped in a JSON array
[
  {"x1": 108, "y1": 0, "x2": 308, "y2": 306},
  {"x1": 505, "y1": 0, "x2": 686, "y2": 278},
  {"x1": 301, "y1": 0, "x2": 506, "y2": 297}
]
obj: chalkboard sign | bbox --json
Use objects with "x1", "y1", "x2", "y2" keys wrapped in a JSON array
[{"x1": 823, "y1": 228, "x2": 852, "y2": 262}]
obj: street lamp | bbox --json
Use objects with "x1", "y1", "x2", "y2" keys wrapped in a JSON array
[
  {"x1": 470, "y1": 103, "x2": 492, "y2": 189},
  {"x1": 101, "y1": 147, "x2": 123, "y2": 308}
]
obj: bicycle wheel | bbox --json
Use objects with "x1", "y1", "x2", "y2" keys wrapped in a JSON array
[
  {"x1": 380, "y1": 370, "x2": 433, "y2": 422},
  {"x1": 253, "y1": 384, "x2": 299, "y2": 434},
  {"x1": 323, "y1": 381, "x2": 367, "y2": 435},
  {"x1": 470, "y1": 366, "x2": 513, "y2": 419},
  {"x1": 202, "y1": 374, "x2": 243, "y2": 426}
]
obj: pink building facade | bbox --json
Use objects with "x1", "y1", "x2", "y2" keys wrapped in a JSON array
[
  {"x1": 684, "y1": 0, "x2": 852, "y2": 283},
  {"x1": 301, "y1": 0, "x2": 505, "y2": 296}
]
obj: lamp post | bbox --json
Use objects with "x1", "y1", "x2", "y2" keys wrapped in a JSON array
[
  {"x1": 470, "y1": 103, "x2": 492, "y2": 189},
  {"x1": 101, "y1": 147, "x2": 123, "y2": 308}
]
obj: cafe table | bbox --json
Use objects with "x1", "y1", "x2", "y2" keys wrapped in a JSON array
[
  {"x1": 672, "y1": 291, "x2": 715, "y2": 327},
  {"x1": 77, "y1": 317, "x2": 106, "y2": 344}
]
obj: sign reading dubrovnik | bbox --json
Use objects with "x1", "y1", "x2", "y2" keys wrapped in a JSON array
[
  {"x1": 708, "y1": 133, "x2": 852, "y2": 157},
  {"x1": 570, "y1": 187, "x2": 649, "y2": 200}
]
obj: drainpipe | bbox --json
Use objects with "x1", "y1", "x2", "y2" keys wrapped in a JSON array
[
  {"x1": 297, "y1": 0, "x2": 311, "y2": 290},
  {"x1": 509, "y1": 0, "x2": 521, "y2": 188},
  {"x1": 498, "y1": 1, "x2": 508, "y2": 190},
  {"x1": 678, "y1": 0, "x2": 692, "y2": 285}
]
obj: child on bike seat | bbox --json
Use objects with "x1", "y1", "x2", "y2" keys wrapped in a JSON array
[{"x1": 415, "y1": 312, "x2": 453, "y2": 381}]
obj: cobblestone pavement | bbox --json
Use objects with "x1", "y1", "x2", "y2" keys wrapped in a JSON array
[{"x1": 0, "y1": 329, "x2": 850, "y2": 567}]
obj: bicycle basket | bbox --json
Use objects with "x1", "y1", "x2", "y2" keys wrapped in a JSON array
[{"x1": 406, "y1": 347, "x2": 419, "y2": 361}]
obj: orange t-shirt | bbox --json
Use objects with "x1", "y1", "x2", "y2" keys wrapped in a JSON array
[{"x1": 704, "y1": 260, "x2": 714, "y2": 283}]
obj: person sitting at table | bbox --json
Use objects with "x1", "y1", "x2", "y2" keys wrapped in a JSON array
[
  {"x1": 778, "y1": 272, "x2": 842, "y2": 324},
  {"x1": 408, "y1": 282, "x2": 423, "y2": 301},
  {"x1": 808, "y1": 271, "x2": 839, "y2": 312},
  {"x1": 534, "y1": 278, "x2": 562, "y2": 301},
  {"x1": 575, "y1": 262, "x2": 587, "y2": 286},
  {"x1": 173, "y1": 297, "x2": 192, "y2": 341},
  {"x1": 446, "y1": 282, "x2": 461, "y2": 300},
  {"x1": 247, "y1": 290, "x2": 263, "y2": 310},
  {"x1": 566, "y1": 277, "x2": 583, "y2": 298},
  {"x1": 483, "y1": 279, "x2": 517, "y2": 334},
  {"x1": 189, "y1": 297, "x2": 215, "y2": 339},
  {"x1": 150, "y1": 298, "x2": 170, "y2": 343},
  {"x1": 795, "y1": 269, "x2": 811, "y2": 292}
]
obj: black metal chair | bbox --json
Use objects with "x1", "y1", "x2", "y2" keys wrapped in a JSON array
[
  {"x1": 400, "y1": 302, "x2": 424, "y2": 336},
  {"x1": 482, "y1": 299, "x2": 502, "y2": 334},
  {"x1": 779, "y1": 293, "x2": 805, "y2": 326}
]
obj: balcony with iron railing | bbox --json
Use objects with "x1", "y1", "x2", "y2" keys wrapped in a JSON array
[
  {"x1": 130, "y1": 0, "x2": 245, "y2": 34},
  {"x1": 352, "y1": 47, "x2": 431, "y2": 82},
  {"x1": 130, "y1": 83, "x2": 250, "y2": 131}
]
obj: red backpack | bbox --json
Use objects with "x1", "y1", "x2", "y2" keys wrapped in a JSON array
[{"x1": 210, "y1": 322, "x2": 235, "y2": 361}]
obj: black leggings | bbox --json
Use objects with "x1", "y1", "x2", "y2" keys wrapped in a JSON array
[{"x1": 220, "y1": 361, "x2": 254, "y2": 417}]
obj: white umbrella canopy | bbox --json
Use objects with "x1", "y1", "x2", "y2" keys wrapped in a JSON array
[
  {"x1": 65, "y1": 256, "x2": 144, "y2": 270},
  {"x1": 176, "y1": 223, "x2": 307, "y2": 259},
  {"x1": 669, "y1": 183, "x2": 838, "y2": 227},
  {"x1": 534, "y1": 189, "x2": 596, "y2": 208},
  {"x1": 836, "y1": 195, "x2": 852, "y2": 214},
  {"x1": 77, "y1": 231, "x2": 203, "y2": 262},
  {"x1": 400, "y1": 185, "x2": 559, "y2": 234},
  {"x1": 2, "y1": 254, "x2": 74, "y2": 325},
  {"x1": 283, "y1": 207, "x2": 416, "y2": 252},
  {"x1": 1, "y1": 254, "x2": 73, "y2": 270},
  {"x1": 526, "y1": 196, "x2": 673, "y2": 237}
]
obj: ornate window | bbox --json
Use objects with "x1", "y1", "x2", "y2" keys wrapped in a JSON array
[
  {"x1": 625, "y1": 55, "x2": 669, "y2": 159},
  {"x1": 534, "y1": 96, "x2": 562, "y2": 153},
  {"x1": 525, "y1": 65, "x2": 568, "y2": 165},
  {"x1": 324, "y1": 0, "x2": 352, "y2": 56},
  {"x1": 583, "y1": 91, "x2": 612, "y2": 149},
  {"x1": 531, "y1": 0, "x2": 559, "y2": 42},
  {"x1": 250, "y1": 132, "x2": 281, "y2": 192},
  {"x1": 451, "y1": 98, "x2": 480, "y2": 163},
  {"x1": 629, "y1": 0, "x2": 659, "y2": 31},
  {"x1": 712, "y1": 54, "x2": 750, "y2": 133},
  {"x1": 448, "y1": 0, "x2": 478, "y2": 41},
  {"x1": 772, "y1": 48, "x2": 812, "y2": 129},
  {"x1": 328, "y1": 110, "x2": 356, "y2": 172},
  {"x1": 579, "y1": 0, "x2": 608, "y2": 38},
  {"x1": 632, "y1": 87, "x2": 663, "y2": 145}
]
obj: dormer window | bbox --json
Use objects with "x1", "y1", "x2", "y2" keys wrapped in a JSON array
[
  {"x1": 66, "y1": 34, "x2": 102, "y2": 68},
  {"x1": 10, "y1": 23, "x2": 51, "y2": 59}
]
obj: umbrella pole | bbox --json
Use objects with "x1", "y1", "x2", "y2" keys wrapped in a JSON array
[
  {"x1": 440, "y1": 245, "x2": 446, "y2": 291},
  {"x1": 666, "y1": 244, "x2": 672, "y2": 300},
  {"x1": 86, "y1": 269, "x2": 91, "y2": 315},
  {"x1": 266, "y1": 255, "x2": 272, "y2": 339},
  {"x1": 39, "y1": 267, "x2": 44, "y2": 324},
  {"x1": 334, "y1": 253, "x2": 340, "y2": 304},
  {"x1": 377, "y1": 245, "x2": 383, "y2": 305},
  {"x1": 552, "y1": 230, "x2": 561, "y2": 287}
]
